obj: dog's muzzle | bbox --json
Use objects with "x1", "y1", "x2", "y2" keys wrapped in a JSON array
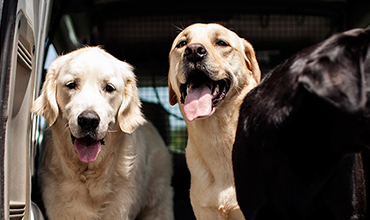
[{"x1": 71, "y1": 110, "x2": 105, "y2": 163}]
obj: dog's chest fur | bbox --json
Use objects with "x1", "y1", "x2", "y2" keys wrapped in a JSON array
[{"x1": 184, "y1": 92, "x2": 246, "y2": 218}]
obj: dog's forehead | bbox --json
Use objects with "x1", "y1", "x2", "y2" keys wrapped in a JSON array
[
  {"x1": 55, "y1": 49, "x2": 128, "y2": 85},
  {"x1": 72, "y1": 49, "x2": 114, "y2": 69},
  {"x1": 174, "y1": 23, "x2": 241, "y2": 47}
]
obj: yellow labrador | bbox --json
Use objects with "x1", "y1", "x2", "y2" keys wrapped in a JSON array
[
  {"x1": 168, "y1": 23, "x2": 260, "y2": 219},
  {"x1": 32, "y1": 47, "x2": 174, "y2": 220}
]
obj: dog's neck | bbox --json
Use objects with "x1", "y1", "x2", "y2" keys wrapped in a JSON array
[
  {"x1": 184, "y1": 102, "x2": 239, "y2": 156},
  {"x1": 183, "y1": 85, "x2": 251, "y2": 182}
]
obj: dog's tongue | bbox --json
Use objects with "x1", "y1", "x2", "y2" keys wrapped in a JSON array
[
  {"x1": 184, "y1": 83, "x2": 212, "y2": 122},
  {"x1": 74, "y1": 137, "x2": 101, "y2": 163}
]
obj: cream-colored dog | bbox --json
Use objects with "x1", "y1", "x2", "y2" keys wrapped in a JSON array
[
  {"x1": 32, "y1": 47, "x2": 173, "y2": 220},
  {"x1": 168, "y1": 23, "x2": 260, "y2": 219}
]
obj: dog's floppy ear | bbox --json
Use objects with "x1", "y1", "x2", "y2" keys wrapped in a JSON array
[
  {"x1": 118, "y1": 62, "x2": 146, "y2": 134},
  {"x1": 168, "y1": 75, "x2": 178, "y2": 106},
  {"x1": 31, "y1": 55, "x2": 68, "y2": 126},
  {"x1": 298, "y1": 55, "x2": 366, "y2": 114},
  {"x1": 243, "y1": 39, "x2": 261, "y2": 83}
]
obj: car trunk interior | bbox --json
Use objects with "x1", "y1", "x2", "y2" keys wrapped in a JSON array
[{"x1": 31, "y1": 0, "x2": 370, "y2": 219}]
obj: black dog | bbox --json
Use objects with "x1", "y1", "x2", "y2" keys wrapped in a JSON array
[{"x1": 232, "y1": 28, "x2": 370, "y2": 220}]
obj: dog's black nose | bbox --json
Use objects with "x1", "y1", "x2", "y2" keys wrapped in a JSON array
[
  {"x1": 78, "y1": 111, "x2": 100, "y2": 131},
  {"x1": 184, "y1": 43, "x2": 207, "y2": 62}
]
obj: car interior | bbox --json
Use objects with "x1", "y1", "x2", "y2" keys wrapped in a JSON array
[{"x1": 1, "y1": 0, "x2": 369, "y2": 219}]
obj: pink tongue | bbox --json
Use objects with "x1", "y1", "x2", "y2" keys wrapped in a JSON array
[
  {"x1": 184, "y1": 83, "x2": 213, "y2": 122},
  {"x1": 74, "y1": 137, "x2": 101, "y2": 163}
]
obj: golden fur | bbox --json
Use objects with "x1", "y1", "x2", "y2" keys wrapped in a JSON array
[
  {"x1": 168, "y1": 23, "x2": 260, "y2": 219},
  {"x1": 32, "y1": 47, "x2": 174, "y2": 220}
]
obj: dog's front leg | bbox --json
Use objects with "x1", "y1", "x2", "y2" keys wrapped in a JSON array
[
  {"x1": 191, "y1": 202, "x2": 229, "y2": 220},
  {"x1": 190, "y1": 187, "x2": 245, "y2": 220}
]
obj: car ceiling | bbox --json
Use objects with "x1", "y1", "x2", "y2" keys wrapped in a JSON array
[{"x1": 48, "y1": 0, "x2": 370, "y2": 85}]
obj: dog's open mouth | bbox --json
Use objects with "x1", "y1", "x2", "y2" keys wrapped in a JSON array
[
  {"x1": 71, "y1": 135, "x2": 105, "y2": 163},
  {"x1": 180, "y1": 70, "x2": 230, "y2": 121}
]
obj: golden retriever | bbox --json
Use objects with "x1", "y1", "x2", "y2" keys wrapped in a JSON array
[
  {"x1": 32, "y1": 47, "x2": 174, "y2": 220},
  {"x1": 168, "y1": 23, "x2": 260, "y2": 219}
]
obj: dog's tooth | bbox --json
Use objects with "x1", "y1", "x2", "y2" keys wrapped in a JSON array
[{"x1": 213, "y1": 84, "x2": 219, "y2": 95}]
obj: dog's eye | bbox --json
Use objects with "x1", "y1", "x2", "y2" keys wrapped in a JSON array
[
  {"x1": 216, "y1": 40, "x2": 229, "y2": 47},
  {"x1": 105, "y1": 84, "x2": 115, "y2": 93},
  {"x1": 65, "y1": 82, "x2": 76, "y2": 89},
  {"x1": 176, "y1": 40, "x2": 187, "y2": 48}
]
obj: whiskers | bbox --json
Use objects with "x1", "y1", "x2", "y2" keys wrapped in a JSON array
[
  {"x1": 234, "y1": 80, "x2": 244, "y2": 92},
  {"x1": 107, "y1": 123, "x2": 119, "y2": 134},
  {"x1": 107, "y1": 129, "x2": 119, "y2": 134},
  {"x1": 173, "y1": 24, "x2": 184, "y2": 34},
  {"x1": 63, "y1": 122, "x2": 70, "y2": 131},
  {"x1": 104, "y1": 126, "x2": 119, "y2": 141}
]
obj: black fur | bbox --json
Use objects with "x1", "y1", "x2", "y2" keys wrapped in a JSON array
[{"x1": 232, "y1": 28, "x2": 370, "y2": 220}]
